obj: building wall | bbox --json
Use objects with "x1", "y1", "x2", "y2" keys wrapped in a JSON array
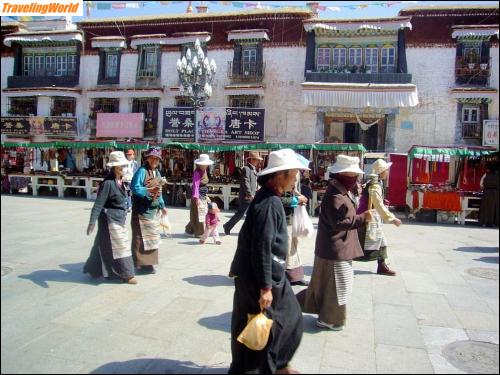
[
  {"x1": 0, "y1": 56, "x2": 14, "y2": 116},
  {"x1": 489, "y1": 46, "x2": 499, "y2": 120},
  {"x1": 394, "y1": 47, "x2": 463, "y2": 153}
]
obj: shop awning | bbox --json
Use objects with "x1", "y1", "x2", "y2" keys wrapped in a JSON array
[
  {"x1": 224, "y1": 84, "x2": 265, "y2": 96},
  {"x1": 3, "y1": 31, "x2": 83, "y2": 47},
  {"x1": 1, "y1": 141, "x2": 150, "y2": 150},
  {"x1": 408, "y1": 145, "x2": 496, "y2": 159},
  {"x1": 302, "y1": 82, "x2": 419, "y2": 108},
  {"x1": 130, "y1": 34, "x2": 167, "y2": 49}
]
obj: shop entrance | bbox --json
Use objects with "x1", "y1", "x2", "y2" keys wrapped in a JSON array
[{"x1": 325, "y1": 114, "x2": 386, "y2": 152}]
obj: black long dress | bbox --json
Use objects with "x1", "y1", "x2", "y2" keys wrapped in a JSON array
[
  {"x1": 229, "y1": 186, "x2": 303, "y2": 374},
  {"x1": 479, "y1": 172, "x2": 499, "y2": 227}
]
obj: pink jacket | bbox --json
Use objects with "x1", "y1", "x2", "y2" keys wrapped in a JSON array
[{"x1": 205, "y1": 212, "x2": 220, "y2": 226}]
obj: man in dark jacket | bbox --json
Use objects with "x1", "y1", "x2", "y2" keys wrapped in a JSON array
[{"x1": 223, "y1": 151, "x2": 262, "y2": 235}]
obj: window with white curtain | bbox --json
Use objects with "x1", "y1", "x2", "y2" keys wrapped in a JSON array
[
  {"x1": 333, "y1": 47, "x2": 346, "y2": 67},
  {"x1": 381, "y1": 47, "x2": 396, "y2": 73},
  {"x1": 349, "y1": 47, "x2": 363, "y2": 66},
  {"x1": 316, "y1": 47, "x2": 330, "y2": 70},
  {"x1": 365, "y1": 47, "x2": 379, "y2": 73}
]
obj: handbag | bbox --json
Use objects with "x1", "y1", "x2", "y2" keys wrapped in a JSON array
[
  {"x1": 292, "y1": 205, "x2": 314, "y2": 238},
  {"x1": 237, "y1": 310, "x2": 273, "y2": 351},
  {"x1": 365, "y1": 190, "x2": 380, "y2": 242}
]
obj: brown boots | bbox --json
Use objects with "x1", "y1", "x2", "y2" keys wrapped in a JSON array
[{"x1": 377, "y1": 262, "x2": 396, "y2": 276}]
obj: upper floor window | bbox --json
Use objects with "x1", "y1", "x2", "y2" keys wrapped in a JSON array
[
  {"x1": 332, "y1": 47, "x2": 346, "y2": 67},
  {"x1": 316, "y1": 47, "x2": 330, "y2": 71},
  {"x1": 105, "y1": 52, "x2": 119, "y2": 79},
  {"x1": 51, "y1": 97, "x2": 76, "y2": 117},
  {"x1": 365, "y1": 47, "x2": 379, "y2": 73},
  {"x1": 8, "y1": 97, "x2": 37, "y2": 116},
  {"x1": 381, "y1": 46, "x2": 396, "y2": 73},
  {"x1": 175, "y1": 96, "x2": 193, "y2": 107},
  {"x1": 229, "y1": 95, "x2": 258, "y2": 108},
  {"x1": 462, "y1": 106, "x2": 479, "y2": 124},
  {"x1": 463, "y1": 46, "x2": 481, "y2": 63},
  {"x1": 242, "y1": 46, "x2": 257, "y2": 75},
  {"x1": 24, "y1": 52, "x2": 71, "y2": 77},
  {"x1": 349, "y1": 47, "x2": 363, "y2": 67},
  {"x1": 137, "y1": 46, "x2": 159, "y2": 78},
  {"x1": 461, "y1": 105, "x2": 484, "y2": 139}
]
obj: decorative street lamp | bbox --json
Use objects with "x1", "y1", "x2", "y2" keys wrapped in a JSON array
[{"x1": 176, "y1": 38, "x2": 217, "y2": 142}]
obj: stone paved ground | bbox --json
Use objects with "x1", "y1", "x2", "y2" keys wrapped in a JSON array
[{"x1": 1, "y1": 195, "x2": 499, "y2": 374}]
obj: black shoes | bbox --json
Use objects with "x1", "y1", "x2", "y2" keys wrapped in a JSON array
[
  {"x1": 290, "y1": 280, "x2": 309, "y2": 286},
  {"x1": 223, "y1": 224, "x2": 230, "y2": 236},
  {"x1": 137, "y1": 265, "x2": 156, "y2": 274}
]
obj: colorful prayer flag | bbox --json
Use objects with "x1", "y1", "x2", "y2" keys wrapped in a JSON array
[
  {"x1": 96, "y1": 2, "x2": 111, "y2": 10},
  {"x1": 112, "y1": 3, "x2": 126, "y2": 9},
  {"x1": 125, "y1": 2, "x2": 140, "y2": 8},
  {"x1": 232, "y1": 1, "x2": 244, "y2": 8},
  {"x1": 327, "y1": 6, "x2": 341, "y2": 11},
  {"x1": 317, "y1": 5, "x2": 326, "y2": 11}
]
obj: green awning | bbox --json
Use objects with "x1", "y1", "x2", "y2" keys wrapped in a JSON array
[
  {"x1": 1, "y1": 141, "x2": 57, "y2": 148},
  {"x1": 408, "y1": 146, "x2": 495, "y2": 159},
  {"x1": 162, "y1": 142, "x2": 366, "y2": 152}
]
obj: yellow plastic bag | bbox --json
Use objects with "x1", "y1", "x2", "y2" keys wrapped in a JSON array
[{"x1": 237, "y1": 311, "x2": 273, "y2": 351}]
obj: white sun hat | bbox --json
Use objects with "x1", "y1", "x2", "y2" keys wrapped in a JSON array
[
  {"x1": 106, "y1": 151, "x2": 129, "y2": 167},
  {"x1": 327, "y1": 155, "x2": 364, "y2": 175},
  {"x1": 258, "y1": 149, "x2": 311, "y2": 176},
  {"x1": 194, "y1": 154, "x2": 214, "y2": 166},
  {"x1": 371, "y1": 159, "x2": 393, "y2": 175}
]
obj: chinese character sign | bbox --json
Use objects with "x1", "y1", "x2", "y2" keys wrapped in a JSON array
[
  {"x1": 483, "y1": 120, "x2": 499, "y2": 149},
  {"x1": 225, "y1": 108, "x2": 265, "y2": 142},
  {"x1": 197, "y1": 107, "x2": 226, "y2": 142},
  {"x1": 44, "y1": 117, "x2": 77, "y2": 137},
  {"x1": 1, "y1": 116, "x2": 31, "y2": 136},
  {"x1": 162, "y1": 108, "x2": 196, "y2": 140},
  {"x1": 96, "y1": 113, "x2": 144, "y2": 138},
  {"x1": 1, "y1": 116, "x2": 77, "y2": 137}
]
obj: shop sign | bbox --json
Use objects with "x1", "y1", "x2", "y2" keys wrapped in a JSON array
[
  {"x1": 483, "y1": 120, "x2": 499, "y2": 149},
  {"x1": 225, "y1": 108, "x2": 265, "y2": 142},
  {"x1": 1, "y1": 116, "x2": 77, "y2": 137},
  {"x1": 162, "y1": 107, "x2": 265, "y2": 142},
  {"x1": 96, "y1": 113, "x2": 144, "y2": 138},
  {"x1": 162, "y1": 108, "x2": 195, "y2": 140}
]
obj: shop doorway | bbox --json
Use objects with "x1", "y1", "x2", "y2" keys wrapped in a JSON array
[{"x1": 325, "y1": 115, "x2": 386, "y2": 151}]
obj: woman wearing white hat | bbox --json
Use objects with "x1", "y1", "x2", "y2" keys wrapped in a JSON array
[
  {"x1": 229, "y1": 149, "x2": 309, "y2": 374},
  {"x1": 297, "y1": 155, "x2": 373, "y2": 331},
  {"x1": 84, "y1": 151, "x2": 137, "y2": 285},
  {"x1": 355, "y1": 159, "x2": 401, "y2": 276},
  {"x1": 185, "y1": 154, "x2": 214, "y2": 237}
]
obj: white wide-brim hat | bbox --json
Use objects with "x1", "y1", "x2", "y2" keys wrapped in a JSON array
[
  {"x1": 258, "y1": 149, "x2": 311, "y2": 176},
  {"x1": 327, "y1": 155, "x2": 364, "y2": 175},
  {"x1": 106, "y1": 151, "x2": 129, "y2": 167},
  {"x1": 195, "y1": 154, "x2": 214, "y2": 166},
  {"x1": 372, "y1": 159, "x2": 393, "y2": 175}
]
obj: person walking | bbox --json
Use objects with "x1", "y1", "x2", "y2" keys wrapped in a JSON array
[
  {"x1": 355, "y1": 159, "x2": 401, "y2": 276},
  {"x1": 185, "y1": 154, "x2": 214, "y2": 238},
  {"x1": 199, "y1": 202, "x2": 222, "y2": 245},
  {"x1": 479, "y1": 164, "x2": 499, "y2": 227},
  {"x1": 84, "y1": 151, "x2": 137, "y2": 284},
  {"x1": 223, "y1": 151, "x2": 262, "y2": 235},
  {"x1": 296, "y1": 155, "x2": 372, "y2": 331},
  {"x1": 229, "y1": 149, "x2": 309, "y2": 374},
  {"x1": 123, "y1": 149, "x2": 139, "y2": 212},
  {"x1": 130, "y1": 147, "x2": 168, "y2": 275}
]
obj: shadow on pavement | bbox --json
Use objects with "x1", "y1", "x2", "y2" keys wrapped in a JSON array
[
  {"x1": 302, "y1": 314, "x2": 322, "y2": 335},
  {"x1": 177, "y1": 241, "x2": 202, "y2": 245},
  {"x1": 455, "y1": 246, "x2": 499, "y2": 253},
  {"x1": 354, "y1": 270, "x2": 374, "y2": 276},
  {"x1": 473, "y1": 256, "x2": 499, "y2": 264},
  {"x1": 183, "y1": 275, "x2": 234, "y2": 287},
  {"x1": 91, "y1": 358, "x2": 228, "y2": 374},
  {"x1": 198, "y1": 312, "x2": 232, "y2": 333},
  {"x1": 18, "y1": 262, "x2": 100, "y2": 288}
]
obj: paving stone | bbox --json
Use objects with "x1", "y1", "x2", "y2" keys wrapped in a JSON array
[
  {"x1": 454, "y1": 310, "x2": 499, "y2": 331},
  {"x1": 376, "y1": 344, "x2": 434, "y2": 374},
  {"x1": 410, "y1": 293, "x2": 462, "y2": 328}
]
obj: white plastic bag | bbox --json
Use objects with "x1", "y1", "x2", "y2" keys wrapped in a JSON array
[
  {"x1": 159, "y1": 213, "x2": 172, "y2": 238},
  {"x1": 292, "y1": 205, "x2": 314, "y2": 238}
]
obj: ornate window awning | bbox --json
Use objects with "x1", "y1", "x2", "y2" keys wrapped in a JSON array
[
  {"x1": 130, "y1": 34, "x2": 167, "y2": 49},
  {"x1": 303, "y1": 16, "x2": 412, "y2": 35},
  {"x1": 451, "y1": 25, "x2": 499, "y2": 40},
  {"x1": 450, "y1": 87, "x2": 497, "y2": 100},
  {"x1": 302, "y1": 82, "x2": 419, "y2": 108},
  {"x1": 91, "y1": 36, "x2": 126, "y2": 49},
  {"x1": 166, "y1": 32, "x2": 211, "y2": 45},
  {"x1": 224, "y1": 84, "x2": 265, "y2": 96},
  {"x1": 227, "y1": 29, "x2": 269, "y2": 42},
  {"x1": 3, "y1": 30, "x2": 83, "y2": 47}
]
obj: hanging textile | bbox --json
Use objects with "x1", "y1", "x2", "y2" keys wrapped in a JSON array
[{"x1": 355, "y1": 113, "x2": 380, "y2": 131}]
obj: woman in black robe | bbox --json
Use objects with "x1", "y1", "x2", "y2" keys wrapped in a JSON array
[
  {"x1": 229, "y1": 149, "x2": 309, "y2": 374},
  {"x1": 479, "y1": 164, "x2": 499, "y2": 227}
]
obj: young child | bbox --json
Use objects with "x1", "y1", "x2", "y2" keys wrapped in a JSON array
[{"x1": 200, "y1": 202, "x2": 221, "y2": 245}]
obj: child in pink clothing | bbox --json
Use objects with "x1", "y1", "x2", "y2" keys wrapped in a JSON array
[{"x1": 200, "y1": 202, "x2": 221, "y2": 245}]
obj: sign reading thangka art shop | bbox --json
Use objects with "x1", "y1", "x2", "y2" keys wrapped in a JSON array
[
  {"x1": 1, "y1": 116, "x2": 77, "y2": 137},
  {"x1": 162, "y1": 107, "x2": 265, "y2": 142}
]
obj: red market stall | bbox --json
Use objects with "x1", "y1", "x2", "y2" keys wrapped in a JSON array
[{"x1": 405, "y1": 145, "x2": 496, "y2": 224}]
